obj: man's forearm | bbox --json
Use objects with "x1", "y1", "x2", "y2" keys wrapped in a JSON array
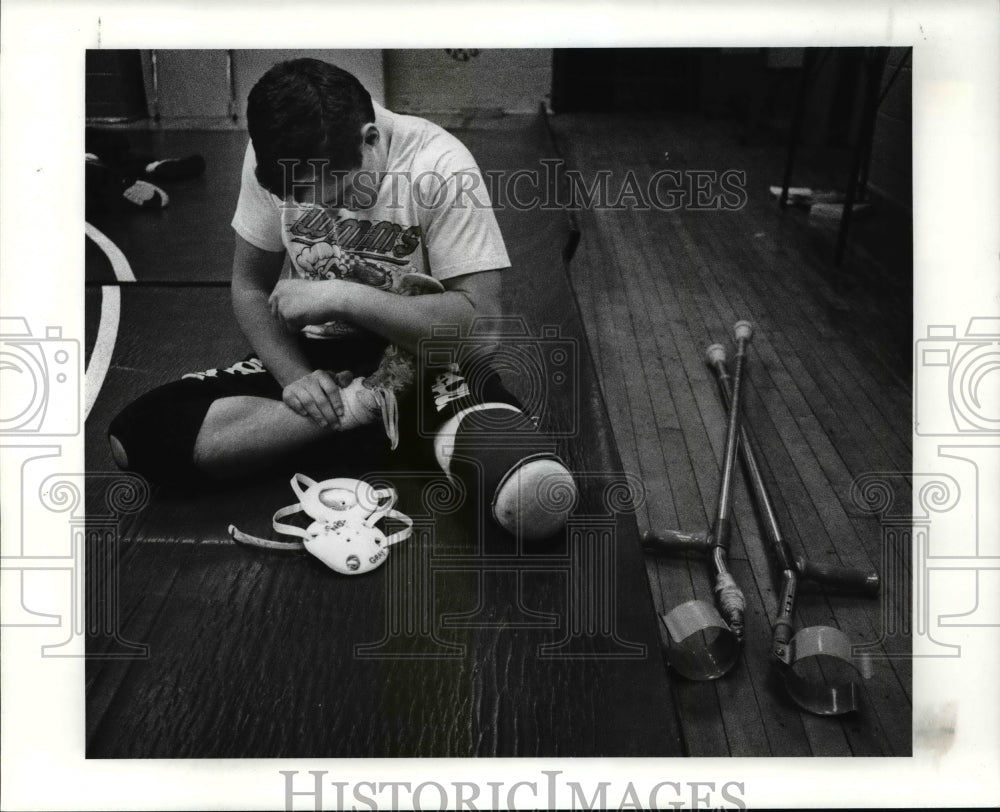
[
  {"x1": 330, "y1": 283, "x2": 480, "y2": 355},
  {"x1": 232, "y1": 287, "x2": 312, "y2": 387}
]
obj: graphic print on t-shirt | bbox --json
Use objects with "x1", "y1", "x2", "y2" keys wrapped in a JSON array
[{"x1": 284, "y1": 204, "x2": 428, "y2": 338}]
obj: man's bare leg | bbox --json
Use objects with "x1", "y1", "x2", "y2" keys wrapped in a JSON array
[{"x1": 191, "y1": 396, "x2": 332, "y2": 479}]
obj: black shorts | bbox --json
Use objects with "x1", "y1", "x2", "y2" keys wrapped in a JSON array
[
  {"x1": 108, "y1": 336, "x2": 522, "y2": 488},
  {"x1": 108, "y1": 336, "x2": 390, "y2": 487}
]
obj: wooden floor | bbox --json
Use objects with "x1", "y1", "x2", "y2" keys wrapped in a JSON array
[{"x1": 548, "y1": 112, "x2": 912, "y2": 756}]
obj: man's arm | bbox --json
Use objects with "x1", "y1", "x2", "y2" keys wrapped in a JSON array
[
  {"x1": 268, "y1": 268, "x2": 503, "y2": 356},
  {"x1": 231, "y1": 234, "x2": 348, "y2": 428},
  {"x1": 231, "y1": 234, "x2": 310, "y2": 385}
]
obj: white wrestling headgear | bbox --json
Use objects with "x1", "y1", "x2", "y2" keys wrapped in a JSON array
[{"x1": 228, "y1": 474, "x2": 413, "y2": 575}]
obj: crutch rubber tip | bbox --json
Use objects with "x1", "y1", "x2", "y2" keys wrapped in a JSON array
[
  {"x1": 733, "y1": 320, "x2": 754, "y2": 342},
  {"x1": 705, "y1": 343, "x2": 727, "y2": 366}
]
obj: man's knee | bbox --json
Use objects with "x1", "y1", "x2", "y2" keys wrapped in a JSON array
[
  {"x1": 107, "y1": 380, "x2": 217, "y2": 487},
  {"x1": 108, "y1": 433, "x2": 129, "y2": 469}
]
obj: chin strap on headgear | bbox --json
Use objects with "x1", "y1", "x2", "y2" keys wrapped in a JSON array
[{"x1": 228, "y1": 473, "x2": 413, "y2": 575}]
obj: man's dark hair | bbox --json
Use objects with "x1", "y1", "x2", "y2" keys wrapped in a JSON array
[{"x1": 247, "y1": 58, "x2": 375, "y2": 197}]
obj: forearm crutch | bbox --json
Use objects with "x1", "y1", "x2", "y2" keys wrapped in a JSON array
[
  {"x1": 707, "y1": 341, "x2": 880, "y2": 715},
  {"x1": 641, "y1": 321, "x2": 753, "y2": 680}
]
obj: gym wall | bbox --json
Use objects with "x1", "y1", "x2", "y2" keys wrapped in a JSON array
[
  {"x1": 86, "y1": 50, "x2": 148, "y2": 121},
  {"x1": 385, "y1": 49, "x2": 552, "y2": 114},
  {"x1": 134, "y1": 49, "x2": 552, "y2": 126},
  {"x1": 867, "y1": 47, "x2": 912, "y2": 213},
  {"x1": 137, "y1": 50, "x2": 386, "y2": 124}
]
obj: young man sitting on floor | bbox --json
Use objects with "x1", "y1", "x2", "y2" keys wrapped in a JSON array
[{"x1": 108, "y1": 57, "x2": 513, "y2": 485}]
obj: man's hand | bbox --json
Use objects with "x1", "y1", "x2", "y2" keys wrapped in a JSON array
[
  {"x1": 269, "y1": 279, "x2": 344, "y2": 333},
  {"x1": 282, "y1": 369, "x2": 354, "y2": 428}
]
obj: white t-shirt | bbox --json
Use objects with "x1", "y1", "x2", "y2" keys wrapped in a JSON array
[{"x1": 231, "y1": 104, "x2": 510, "y2": 339}]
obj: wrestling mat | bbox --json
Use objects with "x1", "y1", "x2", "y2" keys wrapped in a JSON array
[{"x1": 83, "y1": 113, "x2": 682, "y2": 757}]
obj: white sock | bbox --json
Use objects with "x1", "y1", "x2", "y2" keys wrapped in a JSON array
[{"x1": 122, "y1": 179, "x2": 169, "y2": 208}]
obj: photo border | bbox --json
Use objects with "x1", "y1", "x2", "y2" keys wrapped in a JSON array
[{"x1": 2, "y1": 1, "x2": 998, "y2": 809}]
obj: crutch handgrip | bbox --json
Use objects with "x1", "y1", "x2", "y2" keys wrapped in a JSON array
[
  {"x1": 642, "y1": 529, "x2": 710, "y2": 555},
  {"x1": 795, "y1": 556, "x2": 880, "y2": 597},
  {"x1": 733, "y1": 320, "x2": 754, "y2": 343}
]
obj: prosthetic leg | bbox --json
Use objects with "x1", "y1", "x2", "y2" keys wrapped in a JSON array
[
  {"x1": 429, "y1": 363, "x2": 577, "y2": 542},
  {"x1": 642, "y1": 321, "x2": 753, "y2": 680},
  {"x1": 707, "y1": 337, "x2": 880, "y2": 715}
]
